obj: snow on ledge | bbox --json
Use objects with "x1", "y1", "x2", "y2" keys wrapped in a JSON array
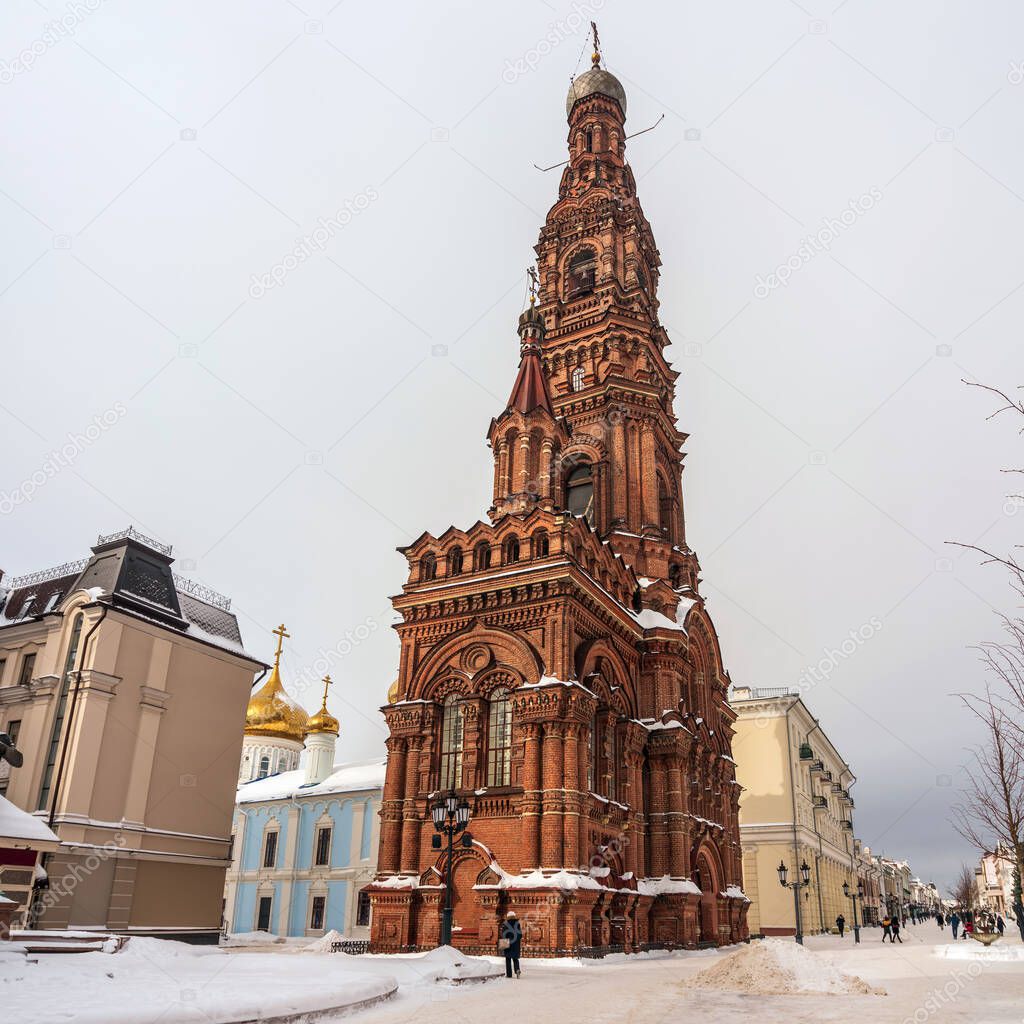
[
  {"x1": 372, "y1": 874, "x2": 419, "y2": 890},
  {"x1": 637, "y1": 875, "x2": 702, "y2": 896},
  {"x1": 722, "y1": 885, "x2": 749, "y2": 901}
]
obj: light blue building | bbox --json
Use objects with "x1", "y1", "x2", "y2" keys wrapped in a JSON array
[{"x1": 224, "y1": 651, "x2": 385, "y2": 939}]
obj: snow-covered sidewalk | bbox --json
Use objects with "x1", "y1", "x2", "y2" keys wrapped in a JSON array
[{"x1": 5, "y1": 938, "x2": 500, "y2": 1024}]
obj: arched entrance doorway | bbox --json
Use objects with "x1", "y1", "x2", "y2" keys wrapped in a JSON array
[{"x1": 692, "y1": 846, "x2": 721, "y2": 945}]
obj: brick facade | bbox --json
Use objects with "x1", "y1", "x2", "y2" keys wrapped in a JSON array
[{"x1": 367, "y1": 53, "x2": 749, "y2": 955}]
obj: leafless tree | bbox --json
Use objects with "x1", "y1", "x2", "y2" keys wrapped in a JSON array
[
  {"x1": 950, "y1": 863, "x2": 977, "y2": 911},
  {"x1": 950, "y1": 681, "x2": 1024, "y2": 891}
]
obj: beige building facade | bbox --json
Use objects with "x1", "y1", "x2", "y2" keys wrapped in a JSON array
[
  {"x1": 0, "y1": 528, "x2": 263, "y2": 940},
  {"x1": 731, "y1": 687, "x2": 861, "y2": 937}
]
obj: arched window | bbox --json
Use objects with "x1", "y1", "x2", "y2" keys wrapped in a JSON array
[
  {"x1": 566, "y1": 462, "x2": 594, "y2": 525},
  {"x1": 486, "y1": 687, "x2": 513, "y2": 787},
  {"x1": 567, "y1": 248, "x2": 597, "y2": 298},
  {"x1": 439, "y1": 694, "x2": 464, "y2": 790},
  {"x1": 448, "y1": 547, "x2": 463, "y2": 576},
  {"x1": 420, "y1": 553, "x2": 437, "y2": 582},
  {"x1": 669, "y1": 564, "x2": 682, "y2": 589},
  {"x1": 587, "y1": 713, "x2": 598, "y2": 792},
  {"x1": 585, "y1": 128, "x2": 594, "y2": 152},
  {"x1": 658, "y1": 476, "x2": 673, "y2": 537},
  {"x1": 570, "y1": 366, "x2": 586, "y2": 392},
  {"x1": 533, "y1": 531, "x2": 549, "y2": 557},
  {"x1": 502, "y1": 536, "x2": 520, "y2": 564},
  {"x1": 473, "y1": 542, "x2": 491, "y2": 571},
  {"x1": 258, "y1": 755, "x2": 270, "y2": 780}
]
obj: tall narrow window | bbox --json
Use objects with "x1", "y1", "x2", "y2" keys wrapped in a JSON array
[
  {"x1": 473, "y1": 542, "x2": 491, "y2": 571},
  {"x1": 421, "y1": 554, "x2": 437, "y2": 582},
  {"x1": 585, "y1": 128, "x2": 594, "y2": 152},
  {"x1": 5, "y1": 721, "x2": 20, "y2": 746},
  {"x1": 258, "y1": 756, "x2": 270, "y2": 780},
  {"x1": 658, "y1": 477, "x2": 673, "y2": 538},
  {"x1": 256, "y1": 896, "x2": 272, "y2": 931},
  {"x1": 486, "y1": 688, "x2": 513, "y2": 787},
  {"x1": 502, "y1": 536, "x2": 520, "y2": 565},
  {"x1": 36, "y1": 615, "x2": 82, "y2": 811},
  {"x1": 533, "y1": 531, "x2": 549, "y2": 558},
  {"x1": 587, "y1": 714, "x2": 598, "y2": 792},
  {"x1": 356, "y1": 890, "x2": 372, "y2": 927},
  {"x1": 571, "y1": 366, "x2": 586, "y2": 392},
  {"x1": 314, "y1": 826, "x2": 332, "y2": 866},
  {"x1": 448, "y1": 547, "x2": 463, "y2": 576},
  {"x1": 263, "y1": 830, "x2": 278, "y2": 868},
  {"x1": 0, "y1": 658, "x2": 7, "y2": 684},
  {"x1": 310, "y1": 895, "x2": 326, "y2": 930},
  {"x1": 566, "y1": 462, "x2": 595, "y2": 525},
  {"x1": 439, "y1": 694, "x2": 464, "y2": 791}
]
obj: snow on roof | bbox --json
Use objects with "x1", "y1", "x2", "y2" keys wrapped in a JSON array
[
  {"x1": 637, "y1": 875, "x2": 701, "y2": 896},
  {"x1": 237, "y1": 757, "x2": 386, "y2": 804},
  {"x1": 0, "y1": 797, "x2": 59, "y2": 846},
  {"x1": 630, "y1": 595, "x2": 698, "y2": 635}
]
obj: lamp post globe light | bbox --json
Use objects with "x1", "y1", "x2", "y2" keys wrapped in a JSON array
[
  {"x1": 778, "y1": 859, "x2": 812, "y2": 944},
  {"x1": 843, "y1": 879, "x2": 864, "y2": 944},
  {"x1": 431, "y1": 790, "x2": 472, "y2": 947}
]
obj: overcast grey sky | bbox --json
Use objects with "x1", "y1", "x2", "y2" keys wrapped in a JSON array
[{"x1": 2, "y1": 0, "x2": 1022, "y2": 889}]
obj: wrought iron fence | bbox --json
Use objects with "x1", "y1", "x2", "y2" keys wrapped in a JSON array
[{"x1": 331, "y1": 939, "x2": 370, "y2": 954}]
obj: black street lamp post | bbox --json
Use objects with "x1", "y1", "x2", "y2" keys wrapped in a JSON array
[
  {"x1": 843, "y1": 878, "x2": 864, "y2": 944},
  {"x1": 431, "y1": 790, "x2": 471, "y2": 947},
  {"x1": 778, "y1": 859, "x2": 812, "y2": 945}
]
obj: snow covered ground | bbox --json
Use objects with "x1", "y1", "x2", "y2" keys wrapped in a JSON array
[
  {"x1": 6, "y1": 938, "x2": 500, "y2": 1024},
  {"x1": 7, "y1": 924, "x2": 1023, "y2": 1024}
]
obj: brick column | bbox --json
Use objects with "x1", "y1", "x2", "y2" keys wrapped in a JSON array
[
  {"x1": 540, "y1": 723, "x2": 564, "y2": 868},
  {"x1": 519, "y1": 723, "x2": 542, "y2": 869},
  {"x1": 666, "y1": 755, "x2": 686, "y2": 875},
  {"x1": 563, "y1": 723, "x2": 581, "y2": 870},
  {"x1": 378, "y1": 737, "x2": 406, "y2": 874},
  {"x1": 648, "y1": 757, "x2": 668, "y2": 877},
  {"x1": 611, "y1": 416, "x2": 628, "y2": 526},
  {"x1": 400, "y1": 738, "x2": 422, "y2": 874},
  {"x1": 640, "y1": 421, "x2": 658, "y2": 530}
]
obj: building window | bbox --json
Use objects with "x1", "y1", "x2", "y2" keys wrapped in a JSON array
[
  {"x1": 533, "y1": 531, "x2": 549, "y2": 557},
  {"x1": 571, "y1": 366, "x2": 586, "y2": 392},
  {"x1": 263, "y1": 830, "x2": 278, "y2": 868},
  {"x1": 486, "y1": 688, "x2": 513, "y2": 787},
  {"x1": 356, "y1": 890, "x2": 372, "y2": 927},
  {"x1": 439, "y1": 694, "x2": 464, "y2": 791},
  {"x1": 448, "y1": 547, "x2": 463, "y2": 576},
  {"x1": 658, "y1": 477, "x2": 673, "y2": 537},
  {"x1": 567, "y1": 248, "x2": 597, "y2": 297},
  {"x1": 36, "y1": 614, "x2": 83, "y2": 811},
  {"x1": 5, "y1": 721, "x2": 20, "y2": 747},
  {"x1": 588, "y1": 714, "x2": 598, "y2": 791},
  {"x1": 257, "y1": 756, "x2": 270, "y2": 780},
  {"x1": 566, "y1": 462, "x2": 595, "y2": 525},
  {"x1": 0, "y1": 658, "x2": 7, "y2": 684},
  {"x1": 17, "y1": 653, "x2": 37, "y2": 687},
  {"x1": 256, "y1": 896, "x2": 273, "y2": 931},
  {"x1": 585, "y1": 128, "x2": 593, "y2": 152},
  {"x1": 473, "y1": 543, "x2": 491, "y2": 572},
  {"x1": 314, "y1": 826, "x2": 332, "y2": 866},
  {"x1": 502, "y1": 536, "x2": 520, "y2": 565},
  {"x1": 420, "y1": 553, "x2": 437, "y2": 582},
  {"x1": 310, "y1": 895, "x2": 326, "y2": 931}
]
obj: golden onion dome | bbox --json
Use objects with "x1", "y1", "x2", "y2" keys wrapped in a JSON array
[
  {"x1": 387, "y1": 679, "x2": 400, "y2": 704},
  {"x1": 244, "y1": 624, "x2": 308, "y2": 742},
  {"x1": 307, "y1": 674, "x2": 339, "y2": 736}
]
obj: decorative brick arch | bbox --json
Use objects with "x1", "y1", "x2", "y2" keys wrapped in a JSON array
[{"x1": 692, "y1": 837, "x2": 725, "y2": 945}]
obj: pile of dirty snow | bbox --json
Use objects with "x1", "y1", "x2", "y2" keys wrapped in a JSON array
[
  {"x1": 304, "y1": 928, "x2": 345, "y2": 952},
  {"x1": 688, "y1": 939, "x2": 885, "y2": 996}
]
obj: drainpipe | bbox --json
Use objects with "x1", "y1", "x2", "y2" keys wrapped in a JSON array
[
  {"x1": 805, "y1": 719, "x2": 828, "y2": 933},
  {"x1": 48, "y1": 603, "x2": 108, "y2": 829},
  {"x1": 783, "y1": 699, "x2": 802, "y2": 937}
]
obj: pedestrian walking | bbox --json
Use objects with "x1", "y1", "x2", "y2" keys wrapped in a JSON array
[
  {"x1": 836, "y1": 913, "x2": 846, "y2": 938},
  {"x1": 881, "y1": 915, "x2": 893, "y2": 942},
  {"x1": 997, "y1": 914, "x2": 1005, "y2": 937},
  {"x1": 499, "y1": 910, "x2": 522, "y2": 979},
  {"x1": 951, "y1": 912, "x2": 960, "y2": 940},
  {"x1": 963, "y1": 918, "x2": 973, "y2": 940},
  {"x1": 891, "y1": 916, "x2": 903, "y2": 944},
  {"x1": 936, "y1": 911, "x2": 944, "y2": 930}
]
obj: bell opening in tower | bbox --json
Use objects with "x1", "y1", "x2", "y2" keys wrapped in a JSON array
[{"x1": 565, "y1": 461, "x2": 595, "y2": 525}]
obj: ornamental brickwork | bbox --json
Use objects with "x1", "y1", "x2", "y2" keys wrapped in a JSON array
[{"x1": 367, "y1": 48, "x2": 749, "y2": 956}]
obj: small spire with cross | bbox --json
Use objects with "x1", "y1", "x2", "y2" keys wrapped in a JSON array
[
  {"x1": 320, "y1": 674, "x2": 333, "y2": 710},
  {"x1": 271, "y1": 623, "x2": 290, "y2": 668},
  {"x1": 591, "y1": 21, "x2": 601, "y2": 67},
  {"x1": 527, "y1": 265, "x2": 539, "y2": 306}
]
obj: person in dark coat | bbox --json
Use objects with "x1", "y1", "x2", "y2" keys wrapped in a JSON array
[
  {"x1": 997, "y1": 914, "x2": 1005, "y2": 936},
  {"x1": 951, "y1": 912, "x2": 960, "y2": 939},
  {"x1": 836, "y1": 914, "x2": 846, "y2": 937},
  {"x1": 881, "y1": 915, "x2": 892, "y2": 942},
  {"x1": 500, "y1": 911, "x2": 522, "y2": 978},
  {"x1": 891, "y1": 916, "x2": 903, "y2": 943}
]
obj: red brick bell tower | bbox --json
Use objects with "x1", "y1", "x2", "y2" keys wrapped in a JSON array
[{"x1": 367, "y1": 34, "x2": 749, "y2": 955}]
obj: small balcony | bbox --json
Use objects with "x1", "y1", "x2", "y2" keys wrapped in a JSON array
[
  {"x1": 840, "y1": 819, "x2": 853, "y2": 830},
  {"x1": 832, "y1": 783, "x2": 843, "y2": 794},
  {"x1": 799, "y1": 743, "x2": 814, "y2": 760},
  {"x1": 812, "y1": 795, "x2": 828, "y2": 809},
  {"x1": 820, "y1": 770, "x2": 833, "y2": 783},
  {"x1": 808, "y1": 759, "x2": 824, "y2": 773}
]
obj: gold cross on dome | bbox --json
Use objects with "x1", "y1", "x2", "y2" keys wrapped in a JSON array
[
  {"x1": 271, "y1": 623, "x2": 290, "y2": 666},
  {"x1": 527, "y1": 266, "x2": 538, "y2": 304},
  {"x1": 321, "y1": 674, "x2": 333, "y2": 707}
]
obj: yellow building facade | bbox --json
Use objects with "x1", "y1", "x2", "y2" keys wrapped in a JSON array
[{"x1": 731, "y1": 688, "x2": 862, "y2": 937}]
